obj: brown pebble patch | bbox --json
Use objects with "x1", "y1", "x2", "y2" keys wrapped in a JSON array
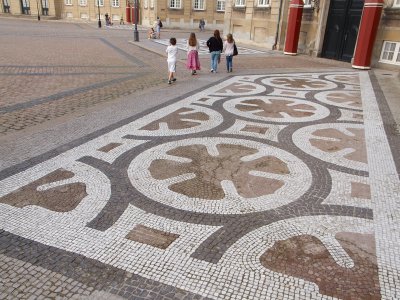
[
  {"x1": 126, "y1": 225, "x2": 179, "y2": 249},
  {"x1": 0, "y1": 169, "x2": 87, "y2": 212},
  {"x1": 260, "y1": 233, "x2": 381, "y2": 299}
]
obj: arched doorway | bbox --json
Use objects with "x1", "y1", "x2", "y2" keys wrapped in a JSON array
[{"x1": 321, "y1": 0, "x2": 364, "y2": 62}]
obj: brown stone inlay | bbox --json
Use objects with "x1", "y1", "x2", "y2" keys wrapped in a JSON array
[
  {"x1": 236, "y1": 99, "x2": 316, "y2": 118},
  {"x1": 242, "y1": 125, "x2": 269, "y2": 135},
  {"x1": 148, "y1": 144, "x2": 289, "y2": 199},
  {"x1": 139, "y1": 108, "x2": 209, "y2": 131},
  {"x1": 325, "y1": 91, "x2": 362, "y2": 109},
  {"x1": 331, "y1": 75, "x2": 360, "y2": 85},
  {"x1": 351, "y1": 182, "x2": 371, "y2": 199},
  {"x1": 125, "y1": 225, "x2": 179, "y2": 249},
  {"x1": 0, "y1": 169, "x2": 87, "y2": 212},
  {"x1": 98, "y1": 142, "x2": 123, "y2": 153},
  {"x1": 353, "y1": 113, "x2": 364, "y2": 120},
  {"x1": 271, "y1": 78, "x2": 328, "y2": 89},
  {"x1": 216, "y1": 82, "x2": 259, "y2": 94},
  {"x1": 260, "y1": 233, "x2": 381, "y2": 299},
  {"x1": 310, "y1": 128, "x2": 367, "y2": 163}
]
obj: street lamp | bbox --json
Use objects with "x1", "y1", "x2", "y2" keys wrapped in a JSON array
[
  {"x1": 133, "y1": 0, "x2": 139, "y2": 41},
  {"x1": 36, "y1": 0, "x2": 40, "y2": 20},
  {"x1": 97, "y1": 0, "x2": 102, "y2": 28}
]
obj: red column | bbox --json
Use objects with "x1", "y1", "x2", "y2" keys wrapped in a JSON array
[
  {"x1": 284, "y1": 0, "x2": 304, "y2": 56},
  {"x1": 352, "y1": 0, "x2": 384, "y2": 69}
]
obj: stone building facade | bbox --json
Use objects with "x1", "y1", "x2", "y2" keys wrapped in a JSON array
[
  {"x1": 1, "y1": 0, "x2": 399, "y2": 68},
  {"x1": 224, "y1": 0, "x2": 400, "y2": 68},
  {"x1": 140, "y1": 0, "x2": 225, "y2": 29}
]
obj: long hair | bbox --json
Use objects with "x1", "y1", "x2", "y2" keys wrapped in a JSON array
[
  {"x1": 227, "y1": 33, "x2": 234, "y2": 43},
  {"x1": 214, "y1": 29, "x2": 221, "y2": 39},
  {"x1": 188, "y1": 32, "x2": 197, "y2": 47}
]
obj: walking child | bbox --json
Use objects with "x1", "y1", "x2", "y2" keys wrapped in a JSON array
[
  {"x1": 166, "y1": 37, "x2": 178, "y2": 84},
  {"x1": 186, "y1": 32, "x2": 201, "y2": 75},
  {"x1": 223, "y1": 33, "x2": 235, "y2": 72}
]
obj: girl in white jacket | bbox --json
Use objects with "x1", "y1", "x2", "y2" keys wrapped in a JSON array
[{"x1": 223, "y1": 33, "x2": 235, "y2": 73}]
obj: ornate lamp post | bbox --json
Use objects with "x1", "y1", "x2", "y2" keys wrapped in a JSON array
[
  {"x1": 133, "y1": 0, "x2": 139, "y2": 41},
  {"x1": 97, "y1": 0, "x2": 102, "y2": 28}
]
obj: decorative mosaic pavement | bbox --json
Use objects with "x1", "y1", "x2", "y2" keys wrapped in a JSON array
[
  {"x1": 153, "y1": 38, "x2": 266, "y2": 55},
  {"x1": 1, "y1": 72, "x2": 399, "y2": 299}
]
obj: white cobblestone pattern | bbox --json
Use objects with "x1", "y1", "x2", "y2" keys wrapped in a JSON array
[{"x1": 0, "y1": 72, "x2": 398, "y2": 299}]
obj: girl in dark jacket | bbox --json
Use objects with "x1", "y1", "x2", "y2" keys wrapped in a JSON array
[{"x1": 206, "y1": 30, "x2": 223, "y2": 73}]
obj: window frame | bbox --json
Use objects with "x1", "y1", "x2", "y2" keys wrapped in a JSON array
[
  {"x1": 169, "y1": 0, "x2": 181, "y2": 9},
  {"x1": 65, "y1": 0, "x2": 72, "y2": 5},
  {"x1": 216, "y1": 0, "x2": 225, "y2": 11},
  {"x1": 111, "y1": 0, "x2": 119, "y2": 7},
  {"x1": 235, "y1": 0, "x2": 245, "y2": 7},
  {"x1": 193, "y1": 0, "x2": 205, "y2": 10},
  {"x1": 379, "y1": 41, "x2": 400, "y2": 65},
  {"x1": 303, "y1": 0, "x2": 312, "y2": 8},
  {"x1": 79, "y1": 0, "x2": 87, "y2": 6},
  {"x1": 95, "y1": 0, "x2": 103, "y2": 7},
  {"x1": 257, "y1": 0, "x2": 270, "y2": 7}
]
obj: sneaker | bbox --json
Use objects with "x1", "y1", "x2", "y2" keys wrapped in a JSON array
[
  {"x1": 210, "y1": 69, "x2": 214, "y2": 73},
  {"x1": 229, "y1": 68, "x2": 233, "y2": 73},
  {"x1": 168, "y1": 80, "x2": 172, "y2": 84},
  {"x1": 172, "y1": 78, "x2": 177, "y2": 82},
  {"x1": 193, "y1": 70, "x2": 197, "y2": 75}
]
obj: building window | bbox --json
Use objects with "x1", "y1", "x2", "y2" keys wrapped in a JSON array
[
  {"x1": 380, "y1": 41, "x2": 400, "y2": 65},
  {"x1": 257, "y1": 0, "x2": 270, "y2": 6},
  {"x1": 170, "y1": 0, "x2": 181, "y2": 8},
  {"x1": 193, "y1": 0, "x2": 205, "y2": 9},
  {"x1": 303, "y1": 0, "x2": 312, "y2": 8},
  {"x1": 80, "y1": 12, "x2": 88, "y2": 18},
  {"x1": 95, "y1": 0, "x2": 103, "y2": 6},
  {"x1": 65, "y1": 0, "x2": 72, "y2": 5},
  {"x1": 3, "y1": 0, "x2": 11, "y2": 12},
  {"x1": 79, "y1": 0, "x2": 87, "y2": 6},
  {"x1": 66, "y1": 12, "x2": 73, "y2": 17},
  {"x1": 144, "y1": 0, "x2": 148, "y2": 8},
  {"x1": 393, "y1": 0, "x2": 400, "y2": 7},
  {"x1": 235, "y1": 0, "x2": 245, "y2": 7},
  {"x1": 111, "y1": 0, "x2": 119, "y2": 7},
  {"x1": 216, "y1": 0, "x2": 225, "y2": 11},
  {"x1": 150, "y1": 0, "x2": 154, "y2": 8}
]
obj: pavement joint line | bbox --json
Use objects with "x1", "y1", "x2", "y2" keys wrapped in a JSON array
[
  {"x1": 100, "y1": 38, "x2": 147, "y2": 67},
  {"x1": 0, "y1": 72, "x2": 149, "y2": 114}
]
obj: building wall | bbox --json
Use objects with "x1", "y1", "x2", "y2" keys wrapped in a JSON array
[{"x1": 144, "y1": 0, "x2": 224, "y2": 30}]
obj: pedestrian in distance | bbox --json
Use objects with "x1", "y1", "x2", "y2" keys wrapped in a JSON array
[
  {"x1": 154, "y1": 17, "x2": 162, "y2": 39},
  {"x1": 206, "y1": 29, "x2": 223, "y2": 73},
  {"x1": 148, "y1": 27, "x2": 156, "y2": 39},
  {"x1": 199, "y1": 19, "x2": 205, "y2": 32},
  {"x1": 166, "y1": 37, "x2": 178, "y2": 84},
  {"x1": 223, "y1": 33, "x2": 235, "y2": 73},
  {"x1": 186, "y1": 32, "x2": 201, "y2": 75}
]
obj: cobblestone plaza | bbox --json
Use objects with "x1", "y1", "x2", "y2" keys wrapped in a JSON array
[{"x1": 0, "y1": 18, "x2": 399, "y2": 299}]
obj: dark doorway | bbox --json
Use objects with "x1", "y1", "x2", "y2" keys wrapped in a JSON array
[{"x1": 321, "y1": 0, "x2": 364, "y2": 62}]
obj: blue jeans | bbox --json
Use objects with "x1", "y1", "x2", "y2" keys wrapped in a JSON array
[
  {"x1": 210, "y1": 51, "x2": 220, "y2": 72},
  {"x1": 226, "y1": 55, "x2": 233, "y2": 71}
]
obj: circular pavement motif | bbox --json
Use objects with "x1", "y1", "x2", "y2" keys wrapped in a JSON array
[
  {"x1": 125, "y1": 104, "x2": 223, "y2": 136},
  {"x1": 223, "y1": 96, "x2": 330, "y2": 123},
  {"x1": 129, "y1": 138, "x2": 312, "y2": 214},
  {"x1": 261, "y1": 76, "x2": 337, "y2": 91},
  {"x1": 325, "y1": 74, "x2": 360, "y2": 85},
  {"x1": 292, "y1": 123, "x2": 368, "y2": 171},
  {"x1": 314, "y1": 90, "x2": 362, "y2": 110},
  {"x1": 212, "y1": 80, "x2": 266, "y2": 96}
]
